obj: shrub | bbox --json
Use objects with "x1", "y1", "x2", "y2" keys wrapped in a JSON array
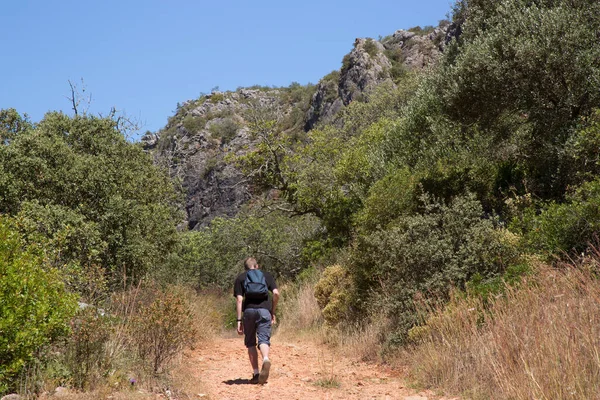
[
  {"x1": 130, "y1": 285, "x2": 197, "y2": 374},
  {"x1": 363, "y1": 38, "x2": 379, "y2": 57},
  {"x1": 341, "y1": 54, "x2": 352, "y2": 74},
  {"x1": 0, "y1": 112, "x2": 182, "y2": 288},
  {"x1": 64, "y1": 307, "x2": 111, "y2": 390},
  {"x1": 408, "y1": 25, "x2": 436, "y2": 35},
  {"x1": 208, "y1": 118, "x2": 239, "y2": 144},
  {"x1": 182, "y1": 114, "x2": 206, "y2": 133},
  {"x1": 314, "y1": 265, "x2": 354, "y2": 324},
  {"x1": 209, "y1": 92, "x2": 224, "y2": 103},
  {"x1": 0, "y1": 217, "x2": 77, "y2": 394},
  {"x1": 349, "y1": 194, "x2": 520, "y2": 345},
  {"x1": 513, "y1": 178, "x2": 600, "y2": 257},
  {"x1": 353, "y1": 166, "x2": 419, "y2": 232},
  {"x1": 158, "y1": 212, "x2": 320, "y2": 289}
]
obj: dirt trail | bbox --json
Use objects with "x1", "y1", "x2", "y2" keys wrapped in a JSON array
[{"x1": 182, "y1": 334, "x2": 457, "y2": 400}]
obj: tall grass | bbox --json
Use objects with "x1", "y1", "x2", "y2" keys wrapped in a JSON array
[
  {"x1": 17, "y1": 283, "x2": 223, "y2": 398},
  {"x1": 277, "y1": 274, "x2": 384, "y2": 362},
  {"x1": 403, "y1": 255, "x2": 600, "y2": 399},
  {"x1": 277, "y1": 277, "x2": 323, "y2": 336}
]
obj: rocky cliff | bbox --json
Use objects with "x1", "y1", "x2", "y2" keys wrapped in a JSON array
[{"x1": 143, "y1": 23, "x2": 451, "y2": 229}]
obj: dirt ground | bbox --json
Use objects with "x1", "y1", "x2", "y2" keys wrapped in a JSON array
[{"x1": 180, "y1": 334, "x2": 458, "y2": 400}]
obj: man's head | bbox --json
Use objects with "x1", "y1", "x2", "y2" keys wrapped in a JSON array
[{"x1": 244, "y1": 257, "x2": 258, "y2": 270}]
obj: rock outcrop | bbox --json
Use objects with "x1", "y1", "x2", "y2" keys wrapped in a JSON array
[
  {"x1": 145, "y1": 23, "x2": 451, "y2": 228},
  {"x1": 305, "y1": 24, "x2": 449, "y2": 130},
  {"x1": 143, "y1": 88, "x2": 285, "y2": 230}
]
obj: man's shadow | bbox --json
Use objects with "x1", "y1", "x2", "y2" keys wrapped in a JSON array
[{"x1": 223, "y1": 378, "x2": 253, "y2": 385}]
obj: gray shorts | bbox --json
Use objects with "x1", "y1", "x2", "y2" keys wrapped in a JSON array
[{"x1": 242, "y1": 308, "x2": 272, "y2": 348}]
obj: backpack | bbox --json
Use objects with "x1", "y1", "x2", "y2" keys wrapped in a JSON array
[{"x1": 244, "y1": 269, "x2": 269, "y2": 299}]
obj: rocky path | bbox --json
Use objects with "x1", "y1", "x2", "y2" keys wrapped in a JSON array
[{"x1": 182, "y1": 334, "x2": 457, "y2": 400}]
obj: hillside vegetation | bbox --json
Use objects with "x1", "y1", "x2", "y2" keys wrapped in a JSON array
[{"x1": 2, "y1": 0, "x2": 600, "y2": 398}]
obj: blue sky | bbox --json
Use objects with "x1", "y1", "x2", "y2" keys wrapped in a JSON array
[{"x1": 1, "y1": 0, "x2": 454, "y2": 138}]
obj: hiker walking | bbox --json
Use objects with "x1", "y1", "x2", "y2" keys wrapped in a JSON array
[{"x1": 233, "y1": 257, "x2": 280, "y2": 384}]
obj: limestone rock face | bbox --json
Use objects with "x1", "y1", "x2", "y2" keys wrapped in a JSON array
[
  {"x1": 304, "y1": 75, "x2": 344, "y2": 131},
  {"x1": 305, "y1": 23, "x2": 449, "y2": 130},
  {"x1": 142, "y1": 89, "x2": 284, "y2": 230},
  {"x1": 147, "y1": 24, "x2": 451, "y2": 228},
  {"x1": 339, "y1": 38, "x2": 393, "y2": 105}
]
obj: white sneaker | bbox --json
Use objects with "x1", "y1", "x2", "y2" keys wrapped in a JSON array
[{"x1": 259, "y1": 359, "x2": 271, "y2": 384}]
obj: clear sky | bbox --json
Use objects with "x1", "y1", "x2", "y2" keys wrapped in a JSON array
[{"x1": 1, "y1": 0, "x2": 454, "y2": 138}]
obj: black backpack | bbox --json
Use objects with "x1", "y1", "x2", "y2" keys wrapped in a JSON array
[{"x1": 244, "y1": 269, "x2": 269, "y2": 299}]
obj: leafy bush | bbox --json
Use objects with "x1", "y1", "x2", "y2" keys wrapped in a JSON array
[
  {"x1": 0, "y1": 217, "x2": 77, "y2": 394},
  {"x1": 314, "y1": 265, "x2": 354, "y2": 324},
  {"x1": 158, "y1": 211, "x2": 320, "y2": 289},
  {"x1": 353, "y1": 167, "x2": 418, "y2": 232},
  {"x1": 513, "y1": 178, "x2": 600, "y2": 256},
  {"x1": 363, "y1": 38, "x2": 378, "y2": 57},
  {"x1": 0, "y1": 108, "x2": 32, "y2": 142},
  {"x1": 408, "y1": 25, "x2": 436, "y2": 35},
  {"x1": 341, "y1": 54, "x2": 352, "y2": 74},
  {"x1": 208, "y1": 118, "x2": 239, "y2": 144},
  {"x1": 349, "y1": 194, "x2": 520, "y2": 344},
  {"x1": 0, "y1": 112, "x2": 182, "y2": 287},
  {"x1": 209, "y1": 92, "x2": 224, "y2": 103},
  {"x1": 182, "y1": 114, "x2": 206, "y2": 133}
]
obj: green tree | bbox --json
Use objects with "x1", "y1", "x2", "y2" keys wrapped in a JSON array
[
  {"x1": 0, "y1": 111, "x2": 182, "y2": 288},
  {"x1": 158, "y1": 211, "x2": 320, "y2": 289}
]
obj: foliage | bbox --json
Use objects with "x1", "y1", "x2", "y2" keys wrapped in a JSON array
[
  {"x1": 363, "y1": 38, "x2": 378, "y2": 57},
  {"x1": 513, "y1": 178, "x2": 600, "y2": 256},
  {"x1": 349, "y1": 194, "x2": 520, "y2": 344},
  {"x1": 0, "y1": 111, "x2": 182, "y2": 288},
  {"x1": 408, "y1": 25, "x2": 436, "y2": 35},
  {"x1": 341, "y1": 54, "x2": 352, "y2": 74},
  {"x1": 209, "y1": 92, "x2": 225, "y2": 103},
  {"x1": 182, "y1": 114, "x2": 206, "y2": 133},
  {"x1": 314, "y1": 265, "x2": 354, "y2": 324},
  {"x1": 279, "y1": 81, "x2": 316, "y2": 134},
  {"x1": 208, "y1": 117, "x2": 239, "y2": 144},
  {"x1": 437, "y1": 0, "x2": 600, "y2": 199},
  {"x1": 130, "y1": 285, "x2": 197, "y2": 374},
  {"x1": 0, "y1": 216, "x2": 77, "y2": 394},
  {"x1": 353, "y1": 167, "x2": 419, "y2": 232},
  {"x1": 64, "y1": 307, "x2": 112, "y2": 390},
  {"x1": 157, "y1": 211, "x2": 320, "y2": 289},
  {"x1": 564, "y1": 109, "x2": 600, "y2": 182},
  {"x1": 0, "y1": 108, "x2": 32, "y2": 142}
]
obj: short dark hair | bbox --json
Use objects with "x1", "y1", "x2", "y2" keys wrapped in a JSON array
[{"x1": 244, "y1": 257, "x2": 257, "y2": 270}]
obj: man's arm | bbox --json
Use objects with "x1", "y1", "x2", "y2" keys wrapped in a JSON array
[
  {"x1": 236, "y1": 295, "x2": 244, "y2": 335},
  {"x1": 271, "y1": 288, "x2": 280, "y2": 324}
]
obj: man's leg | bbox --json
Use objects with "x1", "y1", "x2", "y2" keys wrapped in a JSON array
[
  {"x1": 258, "y1": 343, "x2": 269, "y2": 360},
  {"x1": 247, "y1": 346, "x2": 259, "y2": 371},
  {"x1": 243, "y1": 309, "x2": 260, "y2": 382},
  {"x1": 256, "y1": 309, "x2": 272, "y2": 384}
]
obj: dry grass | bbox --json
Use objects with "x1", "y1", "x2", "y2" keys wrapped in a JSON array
[
  {"x1": 25, "y1": 285, "x2": 224, "y2": 399},
  {"x1": 277, "y1": 278, "x2": 324, "y2": 337},
  {"x1": 277, "y1": 275, "x2": 385, "y2": 362},
  {"x1": 320, "y1": 320, "x2": 385, "y2": 363},
  {"x1": 402, "y1": 258, "x2": 600, "y2": 399}
]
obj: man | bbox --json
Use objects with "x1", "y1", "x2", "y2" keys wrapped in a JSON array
[{"x1": 233, "y1": 257, "x2": 280, "y2": 384}]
